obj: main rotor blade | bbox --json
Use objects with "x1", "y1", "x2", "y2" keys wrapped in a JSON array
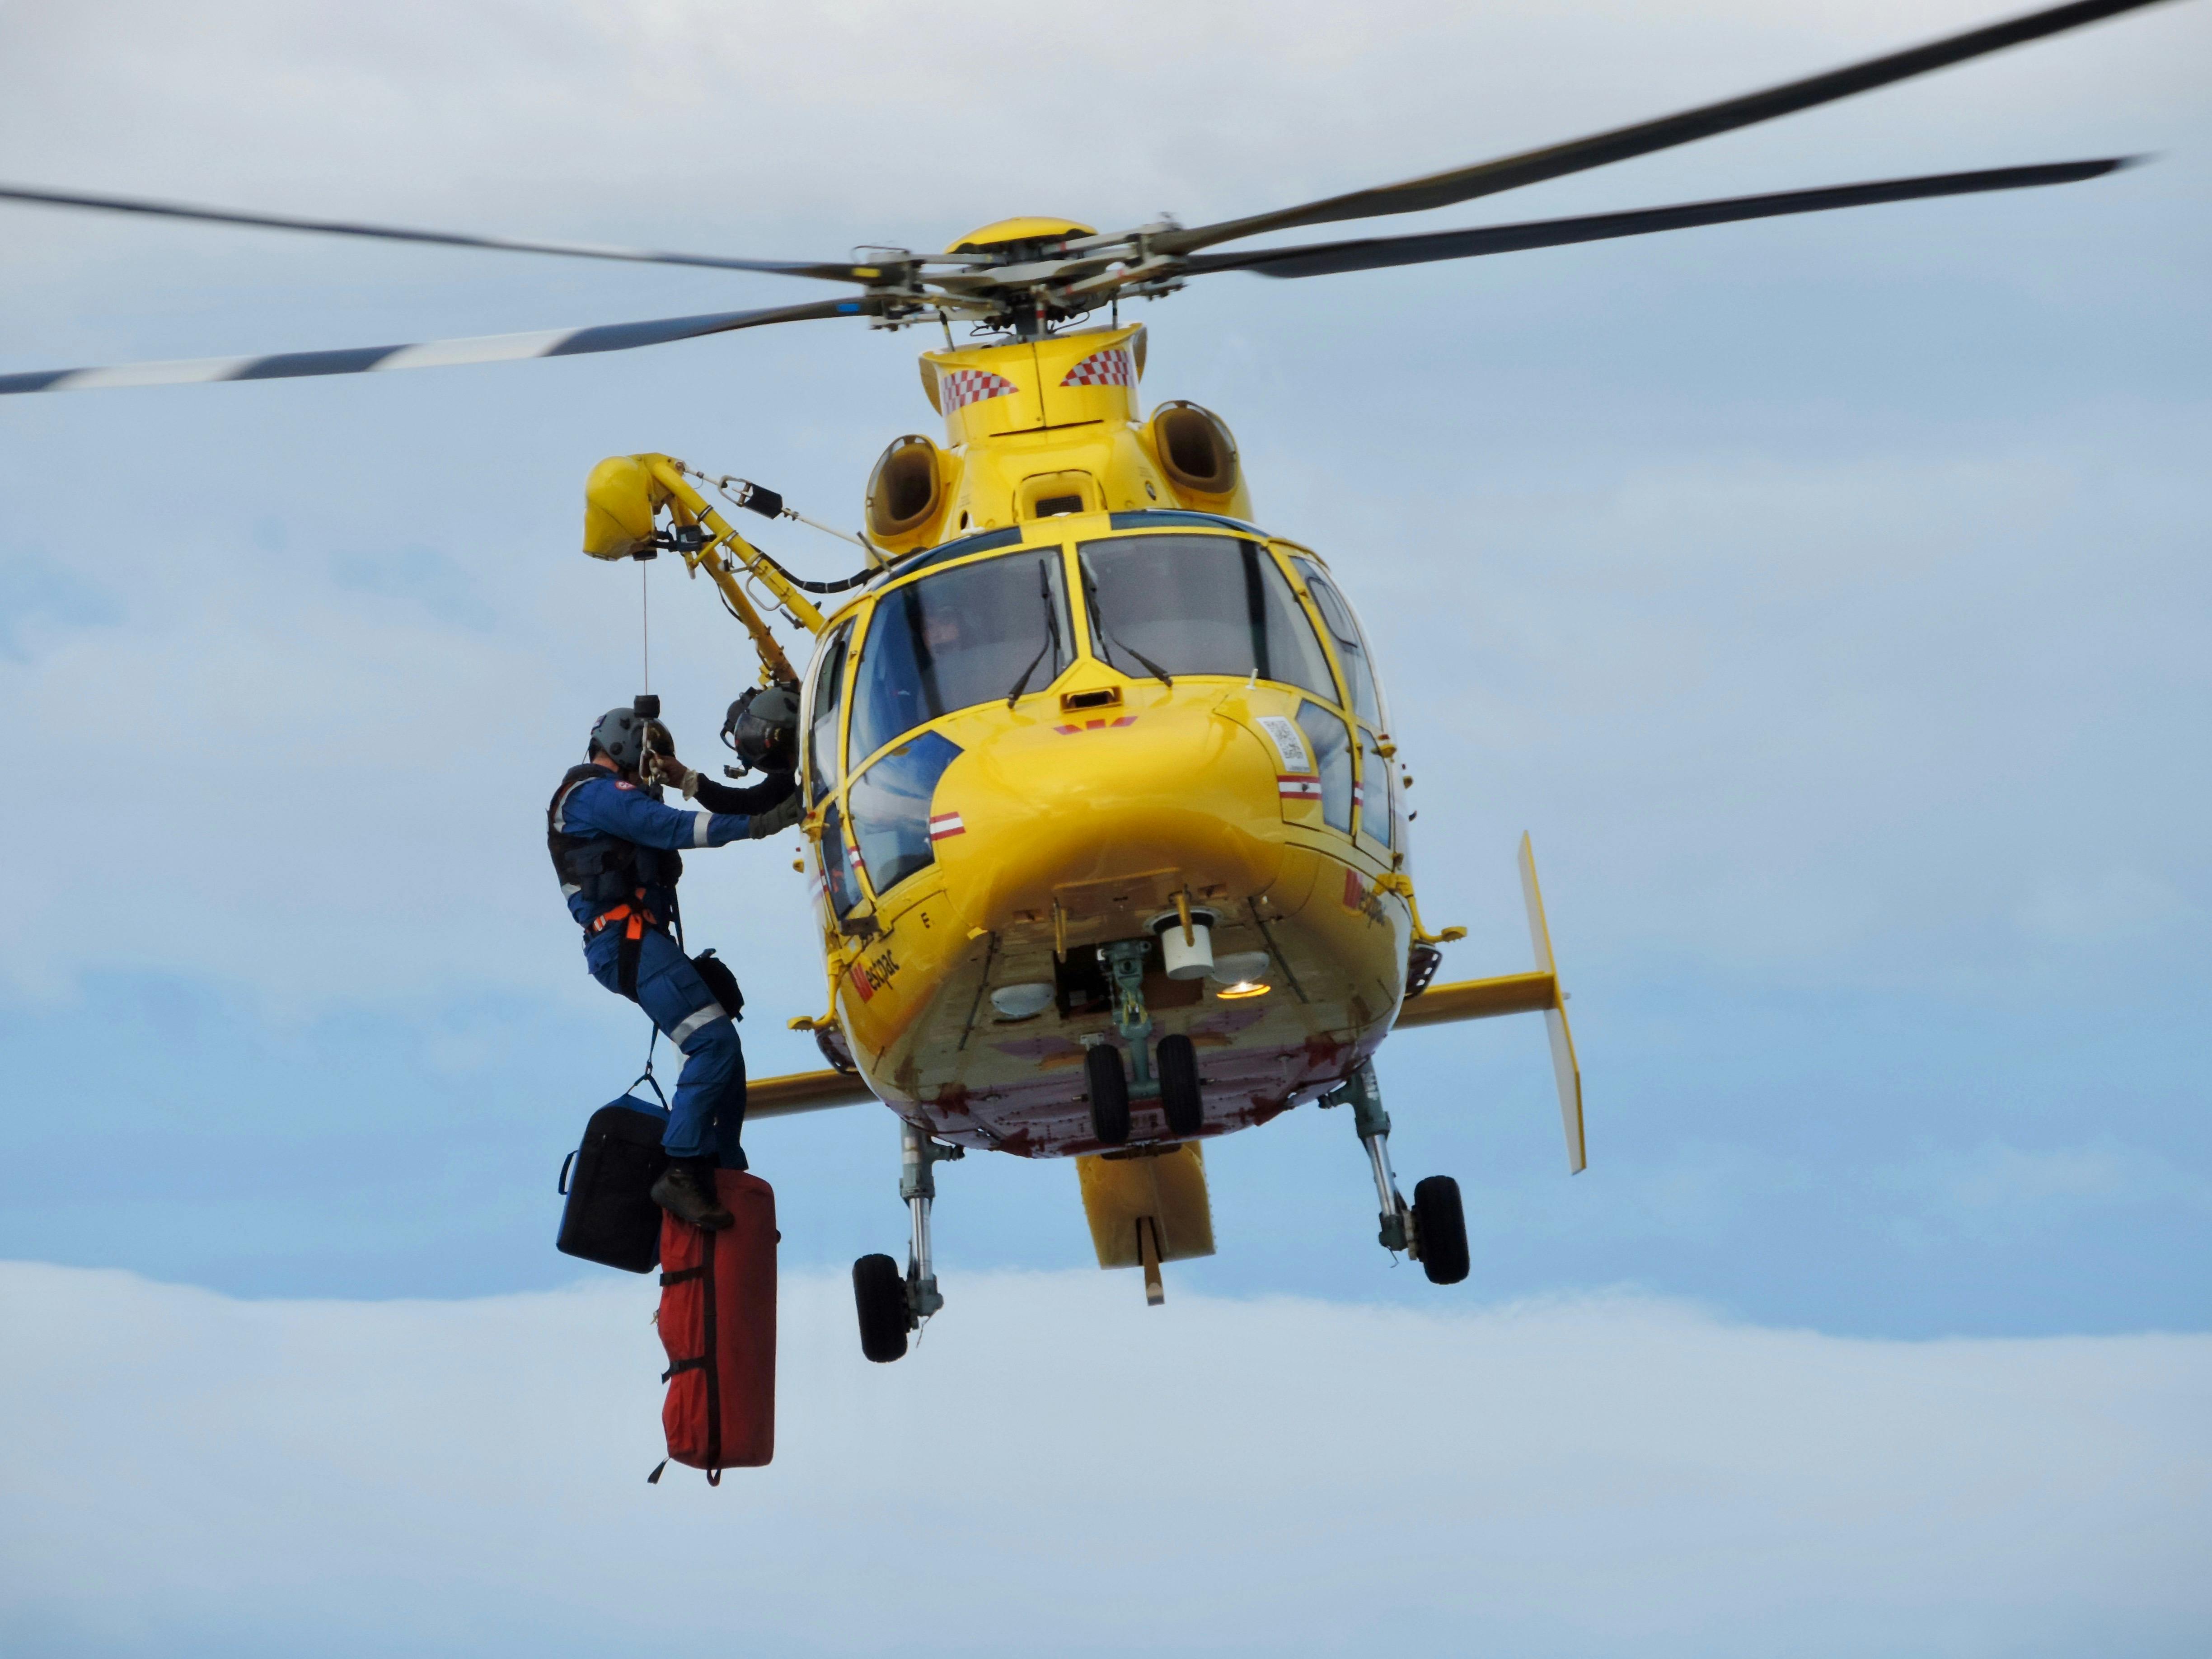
[
  {"x1": 0, "y1": 296, "x2": 871, "y2": 396},
  {"x1": 1179, "y1": 159, "x2": 2134, "y2": 281},
  {"x1": 1155, "y1": 0, "x2": 2175, "y2": 256},
  {"x1": 0, "y1": 183, "x2": 893, "y2": 283}
]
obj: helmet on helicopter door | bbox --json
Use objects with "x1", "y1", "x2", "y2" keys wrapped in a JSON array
[{"x1": 722, "y1": 684, "x2": 800, "y2": 773}]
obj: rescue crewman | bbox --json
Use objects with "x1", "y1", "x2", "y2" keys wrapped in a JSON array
[{"x1": 548, "y1": 702, "x2": 801, "y2": 1230}]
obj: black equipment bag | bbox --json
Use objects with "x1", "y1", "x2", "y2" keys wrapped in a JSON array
[
  {"x1": 691, "y1": 948, "x2": 744, "y2": 1020},
  {"x1": 556, "y1": 1094, "x2": 672, "y2": 1273}
]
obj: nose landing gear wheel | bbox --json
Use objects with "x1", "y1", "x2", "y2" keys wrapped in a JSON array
[
  {"x1": 1086, "y1": 1043, "x2": 1131, "y2": 1145},
  {"x1": 1156, "y1": 1032, "x2": 1203, "y2": 1138},
  {"x1": 852, "y1": 1252, "x2": 911, "y2": 1362},
  {"x1": 1412, "y1": 1176, "x2": 1469, "y2": 1285}
]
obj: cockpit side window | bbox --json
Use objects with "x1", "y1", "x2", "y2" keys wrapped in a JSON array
[
  {"x1": 802, "y1": 620, "x2": 853, "y2": 808},
  {"x1": 820, "y1": 799, "x2": 864, "y2": 919},
  {"x1": 848, "y1": 731, "x2": 964, "y2": 898},
  {"x1": 1074, "y1": 534, "x2": 1335, "y2": 698},
  {"x1": 1294, "y1": 702, "x2": 1356, "y2": 834},
  {"x1": 1292, "y1": 559, "x2": 1384, "y2": 731},
  {"x1": 847, "y1": 551, "x2": 1072, "y2": 768},
  {"x1": 1357, "y1": 726, "x2": 1394, "y2": 848}
]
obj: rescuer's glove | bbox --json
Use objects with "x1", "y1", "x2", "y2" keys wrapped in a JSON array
[
  {"x1": 647, "y1": 752, "x2": 702, "y2": 796},
  {"x1": 747, "y1": 792, "x2": 803, "y2": 839}
]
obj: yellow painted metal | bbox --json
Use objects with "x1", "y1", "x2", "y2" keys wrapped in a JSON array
[
  {"x1": 946, "y1": 216, "x2": 1096, "y2": 253},
  {"x1": 579, "y1": 451, "x2": 834, "y2": 685},
  {"x1": 641, "y1": 457, "x2": 828, "y2": 638},
  {"x1": 1077, "y1": 1143, "x2": 1215, "y2": 1269},
  {"x1": 746, "y1": 1068, "x2": 875, "y2": 1117},
  {"x1": 1392, "y1": 971, "x2": 1558, "y2": 1026},
  {"x1": 1519, "y1": 832, "x2": 1586, "y2": 1173},
  {"x1": 806, "y1": 590, "x2": 1415, "y2": 1106},
  {"x1": 582, "y1": 455, "x2": 665, "y2": 560},
  {"x1": 581, "y1": 332, "x2": 1585, "y2": 1219},
  {"x1": 910, "y1": 327, "x2": 1251, "y2": 531}
]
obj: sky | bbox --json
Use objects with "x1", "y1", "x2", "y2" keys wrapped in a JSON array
[{"x1": 1, "y1": 0, "x2": 2208, "y2": 1651}]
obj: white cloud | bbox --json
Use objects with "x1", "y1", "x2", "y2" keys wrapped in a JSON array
[{"x1": 2, "y1": 1261, "x2": 2207, "y2": 1657}]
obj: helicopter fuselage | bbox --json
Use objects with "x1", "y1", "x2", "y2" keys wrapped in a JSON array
[{"x1": 789, "y1": 326, "x2": 1418, "y2": 1159}]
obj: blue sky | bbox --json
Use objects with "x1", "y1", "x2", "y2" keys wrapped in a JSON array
[{"x1": 1, "y1": 0, "x2": 2207, "y2": 1650}]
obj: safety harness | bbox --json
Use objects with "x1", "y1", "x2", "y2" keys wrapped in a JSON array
[{"x1": 548, "y1": 763, "x2": 685, "y2": 999}]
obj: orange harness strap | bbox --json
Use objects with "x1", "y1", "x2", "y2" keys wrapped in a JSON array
[{"x1": 591, "y1": 890, "x2": 661, "y2": 999}]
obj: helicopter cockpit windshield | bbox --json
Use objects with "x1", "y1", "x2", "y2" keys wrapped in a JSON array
[
  {"x1": 1075, "y1": 534, "x2": 1336, "y2": 698},
  {"x1": 847, "y1": 549, "x2": 1074, "y2": 767}
]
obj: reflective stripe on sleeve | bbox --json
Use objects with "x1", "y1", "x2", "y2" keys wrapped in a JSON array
[
  {"x1": 692, "y1": 811, "x2": 714, "y2": 848},
  {"x1": 667, "y1": 1002, "x2": 728, "y2": 1046}
]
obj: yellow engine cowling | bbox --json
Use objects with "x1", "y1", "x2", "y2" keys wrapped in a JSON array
[
  {"x1": 864, "y1": 435, "x2": 961, "y2": 555},
  {"x1": 1139, "y1": 401, "x2": 1252, "y2": 520}
]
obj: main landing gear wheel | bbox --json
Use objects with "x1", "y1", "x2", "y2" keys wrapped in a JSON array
[
  {"x1": 1086, "y1": 1043, "x2": 1131, "y2": 1145},
  {"x1": 1156, "y1": 1032, "x2": 1203, "y2": 1138},
  {"x1": 1325, "y1": 1060, "x2": 1472, "y2": 1288},
  {"x1": 1412, "y1": 1175, "x2": 1469, "y2": 1285},
  {"x1": 852, "y1": 1252, "x2": 910, "y2": 1363}
]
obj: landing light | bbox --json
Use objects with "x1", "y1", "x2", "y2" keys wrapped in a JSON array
[{"x1": 1215, "y1": 980, "x2": 1270, "y2": 1000}]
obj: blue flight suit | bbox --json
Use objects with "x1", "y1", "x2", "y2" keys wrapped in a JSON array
[{"x1": 554, "y1": 769, "x2": 760, "y2": 1167}]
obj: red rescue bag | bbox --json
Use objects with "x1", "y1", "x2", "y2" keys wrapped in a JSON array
[{"x1": 654, "y1": 1169, "x2": 776, "y2": 1477}]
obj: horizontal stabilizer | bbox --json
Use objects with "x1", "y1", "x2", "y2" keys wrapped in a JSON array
[
  {"x1": 747, "y1": 1068, "x2": 875, "y2": 1118},
  {"x1": 1392, "y1": 970, "x2": 1556, "y2": 1026}
]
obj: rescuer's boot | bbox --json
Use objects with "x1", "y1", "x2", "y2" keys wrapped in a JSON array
[{"x1": 650, "y1": 1158, "x2": 733, "y2": 1231}]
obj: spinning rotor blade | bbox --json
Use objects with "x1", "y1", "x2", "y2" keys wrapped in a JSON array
[
  {"x1": 0, "y1": 183, "x2": 892, "y2": 283},
  {"x1": 1155, "y1": 0, "x2": 2175, "y2": 256},
  {"x1": 0, "y1": 296, "x2": 872, "y2": 396},
  {"x1": 1179, "y1": 159, "x2": 2134, "y2": 281}
]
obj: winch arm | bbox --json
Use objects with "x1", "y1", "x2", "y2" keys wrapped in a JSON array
[
  {"x1": 582, "y1": 450, "x2": 829, "y2": 686},
  {"x1": 642, "y1": 455, "x2": 829, "y2": 647}
]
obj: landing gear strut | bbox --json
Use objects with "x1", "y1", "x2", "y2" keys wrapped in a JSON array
[
  {"x1": 852, "y1": 1120, "x2": 964, "y2": 1363},
  {"x1": 1085, "y1": 939, "x2": 1204, "y2": 1144},
  {"x1": 1322, "y1": 1061, "x2": 1469, "y2": 1285}
]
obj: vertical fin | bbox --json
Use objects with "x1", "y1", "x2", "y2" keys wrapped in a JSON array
[{"x1": 1518, "y1": 834, "x2": 1586, "y2": 1174}]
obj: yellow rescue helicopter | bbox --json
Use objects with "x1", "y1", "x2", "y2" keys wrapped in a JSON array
[{"x1": 1, "y1": 0, "x2": 2171, "y2": 1356}]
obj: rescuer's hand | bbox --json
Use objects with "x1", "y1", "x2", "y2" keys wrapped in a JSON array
[
  {"x1": 647, "y1": 753, "x2": 701, "y2": 797},
  {"x1": 747, "y1": 792, "x2": 803, "y2": 839}
]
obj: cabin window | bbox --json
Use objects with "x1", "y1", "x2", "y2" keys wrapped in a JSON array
[
  {"x1": 1074, "y1": 534, "x2": 1335, "y2": 698},
  {"x1": 820, "y1": 800, "x2": 864, "y2": 919},
  {"x1": 847, "y1": 731, "x2": 963, "y2": 898},
  {"x1": 1295, "y1": 702, "x2": 1355, "y2": 834},
  {"x1": 802, "y1": 620, "x2": 853, "y2": 808},
  {"x1": 1357, "y1": 726, "x2": 1393, "y2": 847},
  {"x1": 1293, "y1": 559, "x2": 1384, "y2": 730},
  {"x1": 847, "y1": 551, "x2": 1073, "y2": 767}
]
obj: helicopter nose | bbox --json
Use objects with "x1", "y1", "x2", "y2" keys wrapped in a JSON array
[{"x1": 930, "y1": 691, "x2": 1287, "y2": 933}]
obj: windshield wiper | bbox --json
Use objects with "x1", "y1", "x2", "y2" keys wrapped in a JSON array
[
  {"x1": 1080, "y1": 557, "x2": 1173, "y2": 688},
  {"x1": 1004, "y1": 559, "x2": 1064, "y2": 706}
]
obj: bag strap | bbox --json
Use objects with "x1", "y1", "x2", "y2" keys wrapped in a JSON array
[
  {"x1": 628, "y1": 1058, "x2": 670, "y2": 1112},
  {"x1": 701, "y1": 1219, "x2": 722, "y2": 1471}
]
